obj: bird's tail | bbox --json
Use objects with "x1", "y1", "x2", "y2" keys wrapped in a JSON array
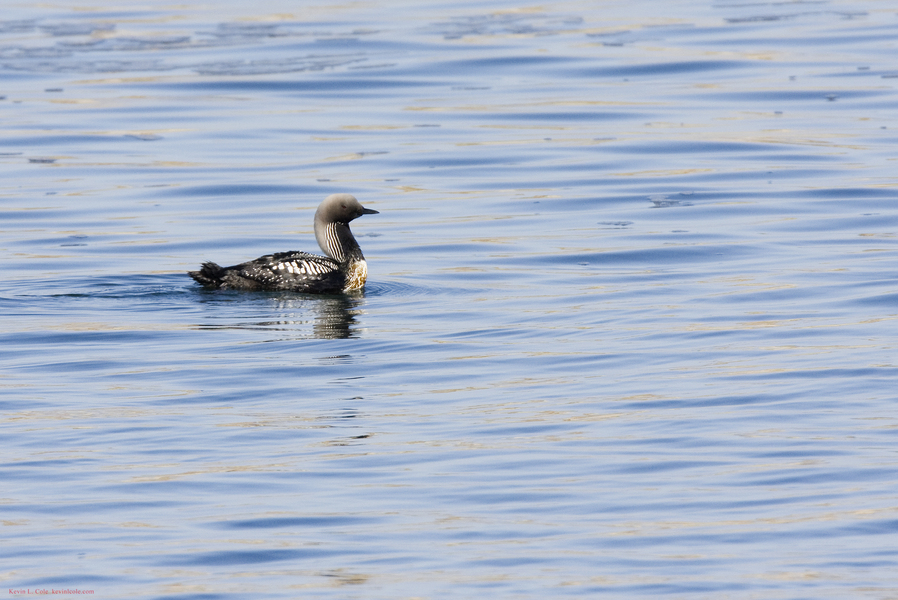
[{"x1": 188, "y1": 261, "x2": 226, "y2": 289}]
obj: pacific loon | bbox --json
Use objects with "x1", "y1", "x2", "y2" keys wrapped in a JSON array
[{"x1": 189, "y1": 193, "x2": 378, "y2": 293}]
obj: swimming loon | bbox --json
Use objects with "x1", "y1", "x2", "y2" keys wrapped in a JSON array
[{"x1": 189, "y1": 193, "x2": 378, "y2": 293}]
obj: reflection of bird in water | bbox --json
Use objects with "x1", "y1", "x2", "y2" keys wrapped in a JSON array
[
  {"x1": 189, "y1": 194, "x2": 379, "y2": 293},
  {"x1": 268, "y1": 294, "x2": 364, "y2": 340},
  {"x1": 194, "y1": 293, "x2": 366, "y2": 340}
]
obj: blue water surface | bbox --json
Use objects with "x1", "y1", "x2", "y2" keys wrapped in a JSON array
[{"x1": 1, "y1": 0, "x2": 897, "y2": 598}]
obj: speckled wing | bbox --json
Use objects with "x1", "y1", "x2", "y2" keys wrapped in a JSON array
[{"x1": 224, "y1": 251, "x2": 344, "y2": 292}]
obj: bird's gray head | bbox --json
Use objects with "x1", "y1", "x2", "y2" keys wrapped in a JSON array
[
  {"x1": 314, "y1": 194, "x2": 378, "y2": 262},
  {"x1": 316, "y1": 193, "x2": 379, "y2": 225}
]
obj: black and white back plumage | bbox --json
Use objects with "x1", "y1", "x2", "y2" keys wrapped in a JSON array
[{"x1": 189, "y1": 194, "x2": 378, "y2": 293}]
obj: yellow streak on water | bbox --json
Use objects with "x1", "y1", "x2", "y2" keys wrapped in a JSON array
[
  {"x1": 340, "y1": 125, "x2": 406, "y2": 130},
  {"x1": 607, "y1": 505, "x2": 898, "y2": 537},
  {"x1": 128, "y1": 463, "x2": 294, "y2": 482},
  {"x1": 12, "y1": 321, "x2": 195, "y2": 332},
  {"x1": 613, "y1": 168, "x2": 714, "y2": 177}
]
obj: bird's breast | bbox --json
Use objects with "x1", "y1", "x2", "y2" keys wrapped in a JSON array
[{"x1": 343, "y1": 259, "x2": 368, "y2": 291}]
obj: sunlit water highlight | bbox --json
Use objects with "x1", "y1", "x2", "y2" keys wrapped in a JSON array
[{"x1": 1, "y1": 0, "x2": 897, "y2": 598}]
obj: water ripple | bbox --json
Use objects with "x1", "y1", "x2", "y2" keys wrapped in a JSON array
[{"x1": 2, "y1": 1, "x2": 898, "y2": 598}]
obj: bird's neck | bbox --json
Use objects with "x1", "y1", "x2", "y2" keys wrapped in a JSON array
[{"x1": 316, "y1": 221, "x2": 364, "y2": 263}]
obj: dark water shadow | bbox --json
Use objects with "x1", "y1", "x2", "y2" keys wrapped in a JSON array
[{"x1": 3, "y1": 274, "x2": 372, "y2": 340}]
